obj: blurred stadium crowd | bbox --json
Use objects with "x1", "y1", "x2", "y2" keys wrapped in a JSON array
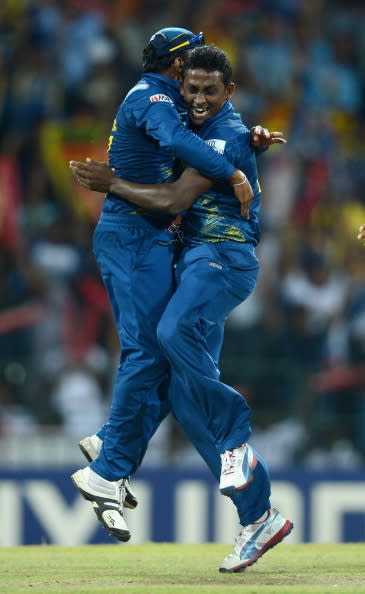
[{"x1": 1, "y1": 0, "x2": 365, "y2": 470}]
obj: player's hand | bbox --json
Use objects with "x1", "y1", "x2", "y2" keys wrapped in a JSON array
[
  {"x1": 250, "y1": 125, "x2": 287, "y2": 148},
  {"x1": 357, "y1": 224, "x2": 365, "y2": 240},
  {"x1": 229, "y1": 169, "x2": 254, "y2": 219},
  {"x1": 69, "y1": 158, "x2": 115, "y2": 193}
]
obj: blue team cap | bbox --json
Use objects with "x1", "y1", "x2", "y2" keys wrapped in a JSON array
[{"x1": 147, "y1": 27, "x2": 205, "y2": 58}]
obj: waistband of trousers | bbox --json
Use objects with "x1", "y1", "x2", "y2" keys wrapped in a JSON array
[{"x1": 99, "y1": 211, "x2": 172, "y2": 232}]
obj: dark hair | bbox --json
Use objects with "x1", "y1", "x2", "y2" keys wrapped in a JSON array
[
  {"x1": 142, "y1": 45, "x2": 190, "y2": 74},
  {"x1": 182, "y1": 45, "x2": 233, "y2": 87}
]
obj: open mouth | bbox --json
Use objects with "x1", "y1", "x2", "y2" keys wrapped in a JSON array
[{"x1": 191, "y1": 106, "x2": 209, "y2": 118}]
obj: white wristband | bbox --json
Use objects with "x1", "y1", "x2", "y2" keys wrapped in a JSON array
[{"x1": 233, "y1": 178, "x2": 247, "y2": 186}]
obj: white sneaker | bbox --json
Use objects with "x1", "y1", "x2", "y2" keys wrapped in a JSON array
[
  {"x1": 79, "y1": 434, "x2": 138, "y2": 509},
  {"x1": 79, "y1": 434, "x2": 102, "y2": 463},
  {"x1": 219, "y1": 443, "x2": 257, "y2": 495},
  {"x1": 71, "y1": 466, "x2": 130, "y2": 542},
  {"x1": 219, "y1": 508, "x2": 293, "y2": 572}
]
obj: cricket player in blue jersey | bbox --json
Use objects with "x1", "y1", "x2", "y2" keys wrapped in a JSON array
[
  {"x1": 70, "y1": 27, "x2": 256, "y2": 543},
  {"x1": 71, "y1": 44, "x2": 292, "y2": 572}
]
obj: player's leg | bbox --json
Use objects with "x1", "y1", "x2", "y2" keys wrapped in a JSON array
[
  {"x1": 170, "y1": 395, "x2": 271, "y2": 525},
  {"x1": 72, "y1": 223, "x2": 174, "y2": 539},
  {"x1": 169, "y1": 369, "x2": 292, "y2": 571},
  {"x1": 158, "y1": 242, "x2": 258, "y2": 456},
  {"x1": 79, "y1": 384, "x2": 170, "y2": 508},
  {"x1": 90, "y1": 223, "x2": 174, "y2": 480},
  {"x1": 166, "y1": 306, "x2": 271, "y2": 527},
  {"x1": 160, "y1": 242, "x2": 292, "y2": 569}
]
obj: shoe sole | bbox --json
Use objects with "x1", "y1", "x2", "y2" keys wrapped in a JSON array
[
  {"x1": 71, "y1": 470, "x2": 131, "y2": 542},
  {"x1": 78, "y1": 439, "x2": 138, "y2": 510},
  {"x1": 219, "y1": 454, "x2": 258, "y2": 496},
  {"x1": 219, "y1": 520, "x2": 294, "y2": 573}
]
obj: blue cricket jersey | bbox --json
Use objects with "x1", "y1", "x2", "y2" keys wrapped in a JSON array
[
  {"x1": 181, "y1": 102, "x2": 261, "y2": 245},
  {"x1": 103, "y1": 73, "x2": 235, "y2": 227}
]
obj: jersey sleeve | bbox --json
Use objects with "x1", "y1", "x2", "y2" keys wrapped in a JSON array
[
  {"x1": 133, "y1": 96, "x2": 235, "y2": 179},
  {"x1": 224, "y1": 129, "x2": 252, "y2": 169}
]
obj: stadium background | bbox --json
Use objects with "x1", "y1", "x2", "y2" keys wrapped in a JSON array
[{"x1": 0, "y1": 0, "x2": 364, "y2": 545}]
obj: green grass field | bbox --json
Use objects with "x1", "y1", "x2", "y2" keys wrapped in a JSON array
[{"x1": 1, "y1": 543, "x2": 364, "y2": 594}]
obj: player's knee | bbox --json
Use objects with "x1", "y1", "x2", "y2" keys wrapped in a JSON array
[
  {"x1": 157, "y1": 318, "x2": 176, "y2": 351},
  {"x1": 157, "y1": 315, "x2": 187, "y2": 353}
]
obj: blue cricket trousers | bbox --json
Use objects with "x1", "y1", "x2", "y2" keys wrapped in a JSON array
[
  {"x1": 91, "y1": 217, "x2": 270, "y2": 526},
  {"x1": 158, "y1": 241, "x2": 259, "y2": 452},
  {"x1": 90, "y1": 214, "x2": 175, "y2": 481},
  {"x1": 157, "y1": 241, "x2": 271, "y2": 525}
]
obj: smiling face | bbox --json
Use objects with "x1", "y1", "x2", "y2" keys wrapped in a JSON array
[{"x1": 181, "y1": 68, "x2": 235, "y2": 127}]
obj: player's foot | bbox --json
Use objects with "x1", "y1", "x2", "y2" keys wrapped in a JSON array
[
  {"x1": 219, "y1": 508, "x2": 293, "y2": 573},
  {"x1": 219, "y1": 443, "x2": 257, "y2": 495},
  {"x1": 71, "y1": 466, "x2": 131, "y2": 542},
  {"x1": 79, "y1": 434, "x2": 138, "y2": 509}
]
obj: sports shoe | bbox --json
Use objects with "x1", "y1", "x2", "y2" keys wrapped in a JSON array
[
  {"x1": 79, "y1": 434, "x2": 138, "y2": 510},
  {"x1": 78, "y1": 434, "x2": 103, "y2": 463},
  {"x1": 71, "y1": 466, "x2": 131, "y2": 542},
  {"x1": 219, "y1": 508, "x2": 293, "y2": 573},
  {"x1": 219, "y1": 443, "x2": 257, "y2": 495}
]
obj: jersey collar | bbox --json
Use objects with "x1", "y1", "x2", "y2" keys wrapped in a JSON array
[{"x1": 143, "y1": 72, "x2": 180, "y2": 92}]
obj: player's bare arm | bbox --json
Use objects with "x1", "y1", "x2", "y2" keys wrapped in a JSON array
[
  {"x1": 70, "y1": 158, "x2": 255, "y2": 217},
  {"x1": 70, "y1": 158, "x2": 212, "y2": 215},
  {"x1": 70, "y1": 124, "x2": 286, "y2": 220},
  {"x1": 229, "y1": 169, "x2": 254, "y2": 219}
]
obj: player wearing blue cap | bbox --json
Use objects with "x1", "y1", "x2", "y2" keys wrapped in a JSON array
[
  {"x1": 71, "y1": 44, "x2": 292, "y2": 572},
  {"x1": 70, "y1": 27, "x2": 255, "y2": 543}
]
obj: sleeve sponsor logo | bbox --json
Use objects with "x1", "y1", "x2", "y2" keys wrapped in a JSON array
[
  {"x1": 209, "y1": 261, "x2": 223, "y2": 269},
  {"x1": 205, "y1": 139, "x2": 226, "y2": 154},
  {"x1": 149, "y1": 94, "x2": 174, "y2": 104}
]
